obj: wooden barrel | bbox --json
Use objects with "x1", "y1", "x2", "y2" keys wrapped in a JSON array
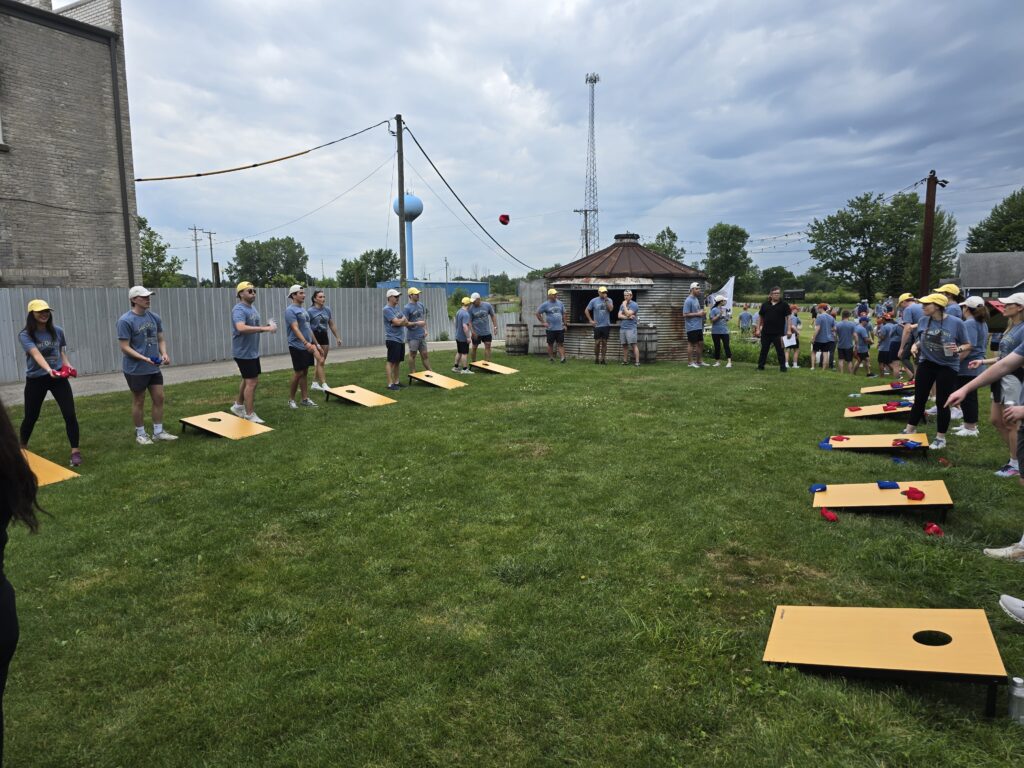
[
  {"x1": 505, "y1": 323, "x2": 528, "y2": 355},
  {"x1": 638, "y1": 324, "x2": 657, "y2": 363}
]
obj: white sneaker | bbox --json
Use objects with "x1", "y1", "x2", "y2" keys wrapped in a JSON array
[
  {"x1": 984, "y1": 543, "x2": 1024, "y2": 561},
  {"x1": 792, "y1": 363, "x2": 800, "y2": 368},
  {"x1": 244, "y1": 412, "x2": 266, "y2": 424},
  {"x1": 928, "y1": 436, "x2": 946, "y2": 450},
  {"x1": 950, "y1": 406, "x2": 963, "y2": 421},
  {"x1": 995, "y1": 464, "x2": 1020, "y2": 478},
  {"x1": 463, "y1": 369, "x2": 475, "y2": 374},
  {"x1": 288, "y1": 400, "x2": 298, "y2": 410},
  {"x1": 452, "y1": 366, "x2": 460, "y2": 373},
  {"x1": 925, "y1": 405, "x2": 938, "y2": 416},
  {"x1": 136, "y1": 433, "x2": 153, "y2": 446},
  {"x1": 230, "y1": 402, "x2": 246, "y2": 417},
  {"x1": 953, "y1": 426, "x2": 979, "y2": 437},
  {"x1": 310, "y1": 382, "x2": 323, "y2": 392},
  {"x1": 152, "y1": 430, "x2": 178, "y2": 442},
  {"x1": 712, "y1": 361, "x2": 721, "y2": 367},
  {"x1": 999, "y1": 595, "x2": 1024, "y2": 624},
  {"x1": 300, "y1": 398, "x2": 319, "y2": 408},
  {"x1": 700, "y1": 362, "x2": 711, "y2": 367},
  {"x1": 321, "y1": 382, "x2": 330, "y2": 390},
  {"x1": 725, "y1": 362, "x2": 733, "y2": 368},
  {"x1": 688, "y1": 363, "x2": 700, "y2": 368}
]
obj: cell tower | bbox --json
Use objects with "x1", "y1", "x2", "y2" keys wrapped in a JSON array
[{"x1": 581, "y1": 72, "x2": 600, "y2": 256}]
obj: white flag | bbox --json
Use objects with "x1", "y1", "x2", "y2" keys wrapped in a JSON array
[{"x1": 713, "y1": 276, "x2": 735, "y2": 315}]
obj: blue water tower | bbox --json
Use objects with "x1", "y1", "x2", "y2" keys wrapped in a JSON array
[{"x1": 393, "y1": 193, "x2": 424, "y2": 279}]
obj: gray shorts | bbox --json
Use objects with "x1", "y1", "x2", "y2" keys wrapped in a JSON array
[
  {"x1": 620, "y1": 327, "x2": 637, "y2": 345},
  {"x1": 408, "y1": 338, "x2": 428, "y2": 354}
]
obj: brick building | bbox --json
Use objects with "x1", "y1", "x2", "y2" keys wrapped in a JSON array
[{"x1": 0, "y1": 0, "x2": 140, "y2": 287}]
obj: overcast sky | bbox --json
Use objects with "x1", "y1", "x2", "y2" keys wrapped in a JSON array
[{"x1": 95, "y1": 0, "x2": 1024, "y2": 282}]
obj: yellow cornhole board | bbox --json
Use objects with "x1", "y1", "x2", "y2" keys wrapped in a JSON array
[
  {"x1": 828, "y1": 433, "x2": 929, "y2": 450},
  {"x1": 179, "y1": 411, "x2": 273, "y2": 440},
  {"x1": 23, "y1": 449, "x2": 79, "y2": 486},
  {"x1": 861, "y1": 382, "x2": 915, "y2": 395},
  {"x1": 324, "y1": 385, "x2": 396, "y2": 407},
  {"x1": 763, "y1": 605, "x2": 1007, "y2": 715},
  {"x1": 470, "y1": 360, "x2": 519, "y2": 375},
  {"x1": 844, "y1": 403, "x2": 912, "y2": 418},
  {"x1": 408, "y1": 371, "x2": 467, "y2": 389},
  {"x1": 812, "y1": 480, "x2": 952, "y2": 509}
]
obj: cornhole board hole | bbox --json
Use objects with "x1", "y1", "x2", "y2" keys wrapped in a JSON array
[
  {"x1": 179, "y1": 411, "x2": 273, "y2": 440},
  {"x1": 813, "y1": 480, "x2": 952, "y2": 520},
  {"x1": 324, "y1": 385, "x2": 396, "y2": 407},
  {"x1": 408, "y1": 371, "x2": 466, "y2": 389},
  {"x1": 470, "y1": 360, "x2": 519, "y2": 375},
  {"x1": 861, "y1": 382, "x2": 915, "y2": 395},
  {"x1": 828, "y1": 433, "x2": 929, "y2": 451},
  {"x1": 844, "y1": 403, "x2": 912, "y2": 419},
  {"x1": 23, "y1": 449, "x2": 79, "y2": 487},
  {"x1": 763, "y1": 605, "x2": 1007, "y2": 715}
]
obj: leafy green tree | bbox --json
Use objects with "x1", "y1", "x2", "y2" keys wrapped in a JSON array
[
  {"x1": 966, "y1": 188, "x2": 1024, "y2": 252},
  {"x1": 643, "y1": 226, "x2": 686, "y2": 262},
  {"x1": 482, "y1": 272, "x2": 517, "y2": 295},
  {"x1": 225, "y1": 237, "x2": 310, "y2": 286},
  {"x1": 526, "y1": 264, "x2": 561, "y2": 280},
  {"x1": 138, "y1": 216, "x2": 186, "y2": 287},
  {"x1": 797, "y1": 265, "x2": 836, "y2": 293},
  {"x1": 336, "y1": 248, "x2": 399, "y2": 288},
  {"x1": 704, "y1": 223, "x2": 758, "y2": 292},
  {"x1": 760, "y1": 266, "x2": 797, "y2": 292}
]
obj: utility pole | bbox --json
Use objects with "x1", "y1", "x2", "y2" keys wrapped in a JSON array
[
  {"x1": 321, "y1": 258, "x2": 326, "y2": 282},
  {"x1": 574, "y1": 208, "x2": 595, "y2": 257},
  {"x1": 444, "y1": 256, "x2": 449, "y2": 285},
  {"x1": 395, "y1": 114, "x2": 407, "y2": 290},
  {"x1": 203, "y1": 230, "x2": 217, "y2": 287},
  {"x1": 189, "y1": 225, "x2": 202, "y2": 284},
  {"x1": 918, "y1": 170, "x2": 948, "y2": 296}
]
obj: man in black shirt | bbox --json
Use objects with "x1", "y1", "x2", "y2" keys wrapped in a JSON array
[{"x1": 755, "y1": 286, "x2": 792, "y2": 372}]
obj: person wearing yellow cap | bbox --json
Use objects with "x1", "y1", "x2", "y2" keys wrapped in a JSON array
[
  {"x1": 228, "y1": 281, "x2": 276, "y2": 424},
  {"x1": 18, "y1": 299, "x2": 81, "y2": 466},
  {"x1": 452, "y1": 296, "x2": 474, "y2": 374},
  {"x1": 404, "y1": 287, "x2": 431, "y2": 373},
  {"x1": 935, "y1": 283, "x2": 963, "y2": 319},
  {"x1": 536, "y1": 288, "x2": 567, "y2": 363},
  {"x1": 894, "y1": 292, "x2": 922, "y2": 378},
  {"x1": 309, "y1": 289, "x2": 343, "y2": 391},
  {"x1": 899, "y1": 293, "x2": 971, "y2": 450},
  {"x1": 585, "y1": 286, "x2": 614, "y2": 364}
]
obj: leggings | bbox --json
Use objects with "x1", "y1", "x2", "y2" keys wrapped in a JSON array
[
  {"x1": 20, "y1": 376, "x2": 79, "y2": 448},
  {"x1": 956, "y1": 374, "x2": 981, "y2": 424},
  {"x1": 907, "y1": 360, "x2": 958, "y2": 433},
  {"x1": 712, "y1": 333, "x2": 731, "y2": 360},
  {"x1": 0, "y1": 578, "x2": 18, "y2": 767},
  {"x1": 758, "y1": 335, "x2": 786, "y2": 371}
]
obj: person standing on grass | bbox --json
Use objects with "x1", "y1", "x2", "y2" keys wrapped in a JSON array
[
  {"x1": 900, "y1": 293, "x2": 970, "y2": 451},
  {"x1": 755, "y1": 287, "x2": 791, "y2": 372},
  {"x1": 834, "y1": 310, "x2": 857, "y2": 374},
  {"x1": 619, "y1": 290, "x2": 640, "y2": 367},
  {"x1": 739, "y1": 304, "x2": 753, "y2": 336},
  {"x1": 786, "y1": 306, "x2": 802, "y2": 369},
  {"x1": 382, "y1": 288, "x2": 409, "y2": 390},
  {"x1": 404, "y1": 287, "x2": 431, "y2": 374},
  {"x1": 950, "y1": 296, "x2": 989, "y2": 438},
  {"x1": 682, "y1": 282, "x2": 707, "y2": 367},
  {"x1": 537, "y1": 288, "x2": 567, "y2": 363},
  {"x1": 453, "y1": 296, "x2": 474, "y2": 374},
  {"x1": 229, "y1": 282, "x2": 276, "y2": 424},
  {"x1": 469, "y1": 292, "x2": 498, "y2": 362},
  {"x1": 309, "y1": 289, "x2": 342, "y2": 392},
  {"x1": 896, "y1": 292, "x2": 923, "y2": 377},
  {"x1": 853, "y1": 316, "x2": 875, "y2": 377},
  {"x1": 117, "y1": 286, "x2": 177, "y2": 445},
  {"x1": 585, "y1": 286, "x2": 614, "y2": 365},
  {"x1": 284, "y1": 285, "x2": 322, "y2": 408},
  {"x1": 811, "y1": 304, "x2": 835, "y2": 370},
  {"x1": 0, "y1": 396, "x2": 42, "y2": 767},
  {"x1": 18, "y1": 299, "x2": 81, "y2": 467},
  {"x1": 876, "y1": 313, "x2": 895, "y2": 376},
  {"x1": 709, "y1": 295, "x2": 732, "y2": 368}
]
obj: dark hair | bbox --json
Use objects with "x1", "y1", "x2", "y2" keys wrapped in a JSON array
[
  {"x1": 769, "y1": 286, "x2": 781, "y2": 293},
  {"x1": 24, "y1": 310, "x2": 56, "y2": 346},
  {"x1": 841, "y1": 310, "x2": 851, "y2": 318},
  {"x1": 312, "y1": 290, "x2": 325, "y2": 303},
  {"x1": 0, "y1": 397, "x2": 41, "y2": 533}
]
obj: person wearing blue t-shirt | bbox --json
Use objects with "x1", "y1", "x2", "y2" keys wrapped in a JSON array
[
  {"x1": 468, "y1": 292, "x2": 498, "y2": 363},
  {"x1": 786, "y1": 307, "x2": 802, "y2": 369},
  {"x1": 536, "y1": 288, "x2": 567, "y2": 363},
  {"x1": 709, "y1": 295, "x2": 732, "y2": 368},
  {"x1": 382, "y1": 289, "x2": 410, "y2": 390},
  {"x1": 309, "y1": 289, "x2": 343, "y2": 391},
  {"x1": 834, "y1": 311, "x2": 857, "y2": 374},
  {"x1": 452, "y1": 296, "x2": 474, "y2": 374},
  {"x1": 285, "y1": 285, "x2": 323, "y2": 407},
  {"x1": 896, "y1": 292, "x2": 924, "y2": 377},
  {"x1": 738, "y1": 306, "x2": 754, "y2": 336},
  {"x1": 812, "y1": 307, "x2": 836, "y2": 370},
  {"x1": 18, "y1": 299, "x2": 81, "y2": 466},
  {"x1": 618, "y1": 291, "x2": 640, "y2": 366},
  {"x1": 935, "y1": 283, "x2": 963, "y2": 319},
  {"x1": 117, "y1": 285, "x2": 178, "y2": 445},
  {"x1": 852, "y1": 316, "x2": 875, "y2": 377},
  {"x1": 585, "y1": 287, "x2": 614, "y2": 364},
  {"x1": 229, "y1": 281, "x2": 276, "y2": 424},
  {"x1": 403, "y1": 287, "x2": 431, "y2": 374},
  {"x1": 951, "y1": 296, "x2": 989, "y2": 437},
  {"x1": 682, "y1": 283, "x2": 706, "y2": 367},
  {"x1": 876, "y1": 315, "x2": 897, "y2": 375},
  {"x1": 901, "y1": 293, "x2": 970, "y2": 450}
]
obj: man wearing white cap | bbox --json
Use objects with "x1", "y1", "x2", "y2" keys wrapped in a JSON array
[
  {"x1": 404, "y1": 287, "x2": 431, "y2": 373},
  {"x1": 536, "y1": 288, "x2": 567, "y2": 363},
  {"x1": 117, "y1": 286, "x2": 177, "y2": 445},
  {"x1": 383, "y1": 288, "x2": 410, "y2": 390},
  {"x1": 585, "y1": 286, "x2": 614, "y2": 364},
  {"x1": 682, "y1": 282, "x2": 706, "y2": 367},
  {"x1": 469, "y1": 292, "x2": 498, "y2": 362},
  {"x1": 284, "y1": 285, "x2": 322, "y2": 408}
]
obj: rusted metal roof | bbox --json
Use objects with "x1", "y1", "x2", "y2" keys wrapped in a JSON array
[{"x1": 545, "y1": 233, "x2": 707, "y2": 279}]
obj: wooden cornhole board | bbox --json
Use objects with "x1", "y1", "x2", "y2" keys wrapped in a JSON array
[
  {"x1": 324, "y1": 385, "x2": 396, "y2": 407},
  {"x1": 179, "y1": 411, "x2": 273, "y2": 439},
  {"x1": 812, "y1": 481, "x2": 952, "y2": 518},
  {"x1": 828, "y1": 433, "x2": 929, "y2": 450},
  {"x1": 844, "y1": 403, "x2": 912, "y2": 418},
  {"x1": 763, "y1": 605, "x2": 1007, "y2": 715},
  {"x1": 23, "y1": 449, "x2": 79, "y2": 486},
  {"x1": 470, "y1": 360, "x2": 519, "y2": 375},
  {"x1": 408, "y1": 371, "x2": 466, "y2": 389},
  {"x1": 861, "y1": 382, "x2": 915, "y2": 395}
]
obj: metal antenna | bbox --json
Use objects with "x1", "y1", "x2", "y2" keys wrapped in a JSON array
[{"x1": 583, "y1": 72, "x2": 601, "y2": 256}]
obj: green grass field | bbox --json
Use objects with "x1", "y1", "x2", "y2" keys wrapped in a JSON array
[{"x1": 6, "y1": 353, "x2": 1024, "y2": 766}]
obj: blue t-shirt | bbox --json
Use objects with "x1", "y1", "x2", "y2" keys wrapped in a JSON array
[
  {"x1": 454, "y1": 308, "x2": 472, "y2": 342},
  {"x1": 739, "y1": 311, "x2": 753, "y2": 329},
  {"x1": 790, "y1": 315, "x2": 802, "y2": 335},
  {"x1": 382, "y1": 305, "x2": 405, "y2": 344},
  {"x1": 877, "y1": 322, "x2": 892, "y2": 348},
  {"x1": 854, "y1": 324, "x2": 870, "y2": 353},
  {"x1": 587, "y1": 296, "x2": 613, "y2": 327},
  {"x1": 469, "y1": 302, "x2": 495, "y2": 336},
  {"x1": 619, "y1": 301, "x2": 639, "y2": 331},
  {"x1": 537, "y1": 300, "x2": 565, "y2": 331},
  {"x1": 308, "y1": 305, "x2": 332, "y2": 333},
  {"x1": 710, "y1": 306, "x2": 729, "y2": 334},
  {"x1": 916, "y1": 315, "x2": 968, "y2": 369},
  {"x1": 902, "y1": 302, "x2": 924, "y2": 328},
  {"x1": 959, "y1": 317, "x2": 988, "y2": 376},
  {"x1": 19, "y1": 326, "x2": 66, "y2": 378},
  {"x1": 285, "y1": 304, "x2": 313, "y2": 350},
  {"x1": 117, "y1": 310, "x2": 162, "y2": 375},
  {"x1": 814, "y1": 313, "x2": 836, "y2": 343},
  {"x1": 231, "y1": 302, "x2": 261, "y2": 360},
  {"x1": 683, "y1": 295, "x2": 703, "y2": 332},
  {"x1": 404, "y1": 301, "x2": 426, "y2": 340},
  {"x1": 835, "y1": 320, "x2": 856, "y2": 350},
  {"x1": 946, "y1": 303, "x2": 962, "y2": 319}
]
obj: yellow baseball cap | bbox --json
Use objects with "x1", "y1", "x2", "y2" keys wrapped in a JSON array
[
  {"x1": 408, "y1": 287, "x2": 421, "y2": 295},
  {"x1": 598, "y1": 286, "x2": 608, "y2": 293},
  {"x1": 919, "y1": 292, "x2": 949, "y2": 307},
  {"x1": 461, "y1": 296, "x2": 472, "y2": 305},
  {"x1": 236, "y1": 281, "x2": 255, "y2": 295},
  {"x1": 935, "y1": 283, "x2": 960, "y2": 296},
  {"x1": 897, "y1": 292, "x2": 914, "y2": 304},
  {"x1": 27, "y1": 299, "x2": 52, "y2": 313},
  {"x1": 547, "y1": 288, "x2": 558, "y2": 295}
]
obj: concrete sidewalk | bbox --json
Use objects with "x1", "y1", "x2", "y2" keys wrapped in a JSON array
[{"x1": 0, "y1": 341, "x2": 482, "y2": 405}]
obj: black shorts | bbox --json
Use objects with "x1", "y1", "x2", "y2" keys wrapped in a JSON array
[
  {"x1": 687, "y1": 329, "x2": 704, "y2": 343},
  {"x1": 386, "y1": 339, "x2": 405, "y2": 363},
  {"x1": 546, "y1": 329, "x2": 565, "y2": 345},
  {"x1": 124, "y1": 371, "x2": 164, "y2": 393},
  {"x1": 812, "y1": 341, "x2": 831, "y2": 353},
  {"x1": 289, "y1": 347, "x2": 315, "y2": 371},
  {"x1": 473, "y1": 334, "x2": 493, "y2": 345},
  {"x1": 790, "y1": 337, "x2": 800, "y2": 349},
  {"x1": 837, "y1": 348, "x2": 853, "y2": 362},
  {"x1": 878, "y1": 350, "x2": 892, "y2": 365},
  {"x1": 313, "y1": 329, "x2": 329, "y2": 345},
  {"x1": 456, "y1": 340, "x2": 470, "y2": 354},
  {"x1": 855, "y1": 349, "x2": 869, "y2": 360},
  {"x1": 593, "y1": 326, "x2": 610, "y2": 340},
  {"x1": 235, "y1": 357, "x2": 261, "y2": 379}
]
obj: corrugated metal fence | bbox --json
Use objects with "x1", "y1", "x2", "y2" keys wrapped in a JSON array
[{"x1": 0, "y1": 286, "x2": 449, "y2": 383}]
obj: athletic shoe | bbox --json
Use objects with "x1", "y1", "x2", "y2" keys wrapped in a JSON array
[
  {"x1": 230, "y1": 402, "x2": 246, "y2": 417},
  {"x1": 689, "y1": 363, "x2": 700, "y2": 368},
  {"x1": 561, "y1": 358, "x2": 567, "y2": 363},
  {"x1": 952, "y1": 426, "x2": 979, "y2": 437},
  {"x1": 712, "y1": 361, "x2": 721, "y2": 367},
  {"x1": 301, "y1": 398, "x2": 318, "y2": 408},
  {"x1": 925, "y1": 405, "x2": 938, "y2": 416},
  {"x1": 700, "y1": 362, "x2": 710, "y2": 367},
  {"x1": 288, "y1": 400, "x2": 298, "y2": 409},
  {"x1": 153, "y1": 431, "x2": 178, "y2": 442},
  {"x1": 950, "y1": 406, "x2": 963, "y2": 421},
  {"x1": 928, "y1": 436, "x2": 946, "y2": 450},
  {"x1": 983, "y1": 543, "x2": 1024, "y2": 561},
  {"x1": 866, "y1": 373, "x2": 877, "y2": 378},
  {"x1": 310, "y1": 382, "x2": 323, "y2": 392},
  {"x1": 70, "y1": 450, "x2": 82, "y2": 467},
  {"x1": 244, "y1": 412, "x2": 266, "y2": 424},
  {"x1": 725, "y1": 362, "x2": 733, "y2": 368},
  {"x1": 791, "y1": 364, "x2": 799, "y2": 368},
  {"x1": 136, "y1": 433, "x2": 154, "y2": 446},
  {"x1": 634, "y1": 363, "x2": 640, "y2": 367},
  {"x1": 462, "y1": 368, "x2": 475, "y2": 374},
  {"x1": 900, "y1": 426, "x2": 916, "y2": 435},
  {"x1": 452, "y1": 366, "x2": 460, "y2": 373},
  {"x1": 995, "y1": 464, "x2": 1020, "y2": 478},
  {"x1": 386, "y1": 384, "x2": 400, "y2": 391},
  {"x1": 999, "y1": 595, "x2": 1024, "y2": 624},
  {"x1": 322, "y1": 382, "x2": 331, "y2": 390}
]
